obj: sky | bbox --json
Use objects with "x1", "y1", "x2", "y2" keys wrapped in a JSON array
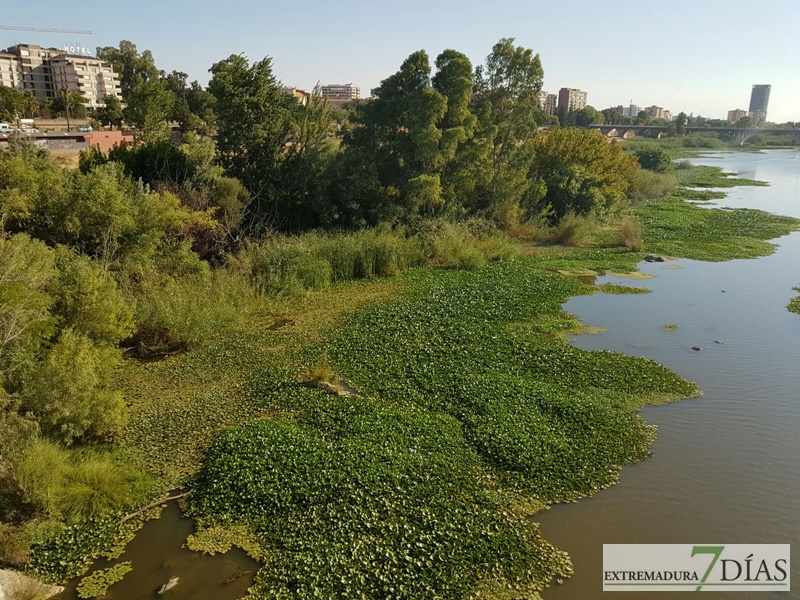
[{"x1": 3, "y1": 0, "x2": 799, "y2": 122}]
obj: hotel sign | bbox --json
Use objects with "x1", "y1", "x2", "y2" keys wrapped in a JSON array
[{"x1": 62, "y1": 45, "x2": 92, "y2": 56}]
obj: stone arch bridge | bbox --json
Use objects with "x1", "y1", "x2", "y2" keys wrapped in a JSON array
[{"x1": 586, "y1": 125, "x2": 800, "y2": 146}]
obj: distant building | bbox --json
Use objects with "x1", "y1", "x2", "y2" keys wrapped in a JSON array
[
  {"x1": 727, "y1": 109, "x2": 749, "y2": 124},
  {"x1": 622, "y1": 103, "x2": 640, "y2": 118},
  {"x1": 611, "y1": 105, "x2": 625, "y2": 116},
  {"x1": 558, "y1": 88, "x2": 587, "y2": 113},
  {"x1": 645, "y1": 105, "x2": 665, "y2": 119},
  {"x1": 538, "y1": 90, "x2": 557, "y2": 115},
  {"x1": 281, "y1": 87, "x2": 311, "y2": 106},
  {"x1": 321, "y1": 83, "x2": 360, "y2": 104},
  {"x1": 0, "y1": 44, "x2": 122, "y2": 108},
  {"x1": 748, "y1": 84, "x2": 770, "y2": 124},
  {"x1": 663, "y1": 110, "x2": 673, "y2": 120}
]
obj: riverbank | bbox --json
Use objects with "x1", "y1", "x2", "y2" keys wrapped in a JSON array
[{"x1": 24, "y1": 162, "x2": 800, "y2": 598}]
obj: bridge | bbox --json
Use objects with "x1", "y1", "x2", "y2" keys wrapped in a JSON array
[{"x1": 586, "y1": 125, "x2": 800, "y2": 146}]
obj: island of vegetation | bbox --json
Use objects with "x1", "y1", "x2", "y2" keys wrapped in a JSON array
[{"x1": 1, "y1": 38, "x2": 798, "y2": 599}]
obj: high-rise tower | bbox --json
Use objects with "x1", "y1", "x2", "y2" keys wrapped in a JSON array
[{"x1": 748, "y1": 84, "x2": 771, "y2": 124}]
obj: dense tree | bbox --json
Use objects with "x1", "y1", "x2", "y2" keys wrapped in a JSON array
[
  {"x1": 0, "y1": 234, "x2": 57, "y2": 380},
  {"x1": 0, "y1": 87, "x2": 24, "y2": 122},
  {"x1": 473, "y1": 38, "x2": 544, "y2": 209},
  {"x1": 675, "y1": 111, "x2": 687, "y2": 135},
  {"x1": 162, "y1": 71, "x2": 215, "y2": 133},
  {"x1": 529, "y1": 129, "x2": 640, "y2": 219},
  {"x1": 123, "y1": 79, "x2": 175, "y2": 140},
  {"x1": 95, "y1": 94, "x2": 124, "y2": 130},
  {"x1": 574, "y1": 106, "x2": 603, "y2": 127},
  {"x1": 96, "y1": 40, "x2": 161, "y2": 99},
  {"x1": 208, "y1": 54, "x2": 297, "y2": 223},
  {"x1": 22, "y1": 329, "x2": 127, "y2": 445}
]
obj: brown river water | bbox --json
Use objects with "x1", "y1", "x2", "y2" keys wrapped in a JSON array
[
  {"x1": 56, "y1": 149, "x2": 800, "y2": 599},
  {"x1": 538, "y1": 149, "x2": 800, "y2": 599}
]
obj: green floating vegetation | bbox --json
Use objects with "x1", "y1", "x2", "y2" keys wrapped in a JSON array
[
  {"x1": 662, "y1": 323, "x2": 679, "y2": 330},
  {"x1": 29, "y1": 508, "x2": 160, "y2": 584},
  {"x1": 596, "y1": 283, "x2": 652, "y2": 295},
  {"x1": 679, "y1": 188, "x2": 727, "y2": 201},
  {"x1": 190, "y1": 259, "x2": 700, "y2": 598},
  {"x1": 185, "y1": 524, "x2": 264, "y2": 560},
  {"x1": 636, "y1": 199, "x2": 800, "y2": 261},
  {"x1": 671, "y1": 165, "x2": 768, "y2": 189},
  {"x1": 788, "y1": 286, "x2": 800, "y2": 315},
  {"x1": 76, "y1": 561, "x2": 132, "y2": 599}
]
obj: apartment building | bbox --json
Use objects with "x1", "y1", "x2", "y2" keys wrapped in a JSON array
[
  {"x1": 538, "y1": 90, "x2": 557, "y2": 115},
  {"x1": 557, "y1": 87, "x2": 587, "y2": 113},
  {"x1": 320, "y1": 83, "x2": 360, "y2": 103},
  {"x1": 0, "y1": 44, "x2": 122, "y2": 108},
  {"x1": 281, "y1": 87, "x2": 311, "y2": 106},
  {"x1": 49, "y1": 53, "x2": 123, "y2": 108},
  {"x1": 727, "y1": 109, "x2": 749, "y2": 124}
]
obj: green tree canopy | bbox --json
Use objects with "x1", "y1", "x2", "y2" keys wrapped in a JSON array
[
  {"x1": 208, "y1": 54, "x2": 297, "y2": 223},
  {"x1": 529, "y1": 129, "x2": 640, "y2": 219},
  {"x1": 123, "y1": 79, "x2": 176, "y2": 140},
  {"x1": 96, "y1": 40, "x2": 161, "y2": 99},
  {"x1": 21, "y1": 329, "x2": 127, "y2": 445},
  {"x1": 95, "y1": 94, "x2": 124, "y2": 130}
]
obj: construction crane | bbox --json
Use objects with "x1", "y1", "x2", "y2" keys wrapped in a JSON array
[{"x1": 0, "y1": 24, "x2": 92, "y2": 35}]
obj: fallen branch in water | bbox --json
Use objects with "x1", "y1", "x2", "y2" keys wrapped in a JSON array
[{"x1": 118, "y1": 490, "x2": 193, "y2": 525}]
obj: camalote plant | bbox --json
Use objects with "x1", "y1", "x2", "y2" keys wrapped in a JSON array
[
  {"x1": 190, "y1": 257, "x2": 701, "y2": 598},
  {"x1": 76, "y1": 561, "x2": 132, "y2": 598}
]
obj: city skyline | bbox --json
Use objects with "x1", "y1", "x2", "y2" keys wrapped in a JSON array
[{"x1": 2, "y1": 0, "x2": 798, "y2": 122}]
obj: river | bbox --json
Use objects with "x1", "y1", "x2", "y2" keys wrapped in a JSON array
[
  {"x1": 538, "y1": 148, "x2": 800, "y2": 598},
  {"x1": 54, "y1": 150, "x2": 799, "y2": 599}
]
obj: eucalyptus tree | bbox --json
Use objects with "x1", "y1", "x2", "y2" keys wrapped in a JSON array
[
  {"x1": 472, "y1": 38, "x2": 545, "y2": 211},
  {"x1": 208, "y1": 54, "x2": 298, "y2": 227}
]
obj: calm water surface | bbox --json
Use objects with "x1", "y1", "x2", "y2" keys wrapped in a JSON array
[
  {"x1": 539, "y1": 149, "x2": 800, "y2": 599},
  {"x1": 55, "y1": 502, "x2": 258, "y2": 600}
]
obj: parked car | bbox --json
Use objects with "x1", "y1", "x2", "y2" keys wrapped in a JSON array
[
  {"x1": 77, "y1": 125, "x2": 93, "y2": 132},
  {"x1": 0, "y1": 123, "x2": 17, "y2": 134},
  {"x1": 20, "y1": 127, "x2": 41, "y2": 135}
]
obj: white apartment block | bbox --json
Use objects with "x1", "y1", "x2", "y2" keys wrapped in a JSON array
[
  {"x1": 0, "y1": 44, "x2": 122, "y2": 109},
  {"x1": 321, "y1": 83, "x2": 361, "y2": 103}
]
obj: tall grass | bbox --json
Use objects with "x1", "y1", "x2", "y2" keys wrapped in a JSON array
[
  {"x1": 628, "y1": 169, "x2": 678, "y2": 203},
  {"x1": 617, "y1": 215, "x2": 644, "y2": 251},
  {"x1": 130, "y1": 270, "x2": 262, "y2": 355},
  {"x1": 551, "y1": 212, "x2": 599, "y2": 247},
  {"x1": 13, "y1": 439, "x2": 151, "y2": 522},
  {"x1": 233, "y1": 222, "x2": 520, "y2": 297}
]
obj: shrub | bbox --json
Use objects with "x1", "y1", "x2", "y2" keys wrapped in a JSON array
[
  {"x1": 130, "y1": 270, "x2": 261, "y2": 355},
  {"x1": 628, "y1": 169, "x2": 678, "y2": 203},
  {"x1": 13, "y1": 439, "x2": 151, "y2": 522},
  {"x1": 552, "y1": 212, "x2": 598, "y2": 247},
  {"x1": 52, "y1": 249, "x2": 135, "y2": 346},
  {"x1": 617, "y1": 215, "x2": 643, "y2": 251},
  {"x1": 632, "y1": 148, "x2": 672, "y2": 172},
  {"x1": 22, "y1": 329, "x2": 126, "y2": 445},
  {"x1": 530, "y1": 129, "x2": 640, "y2": 219}
]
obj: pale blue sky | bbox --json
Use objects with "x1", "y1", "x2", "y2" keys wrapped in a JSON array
[{"x1": 3, "y1": 0, "x2": 799, "y2": 121}]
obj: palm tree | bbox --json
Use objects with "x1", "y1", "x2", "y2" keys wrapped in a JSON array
[{"x1": 57, "y1": 88, "x2": 87, "y2": 132}]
